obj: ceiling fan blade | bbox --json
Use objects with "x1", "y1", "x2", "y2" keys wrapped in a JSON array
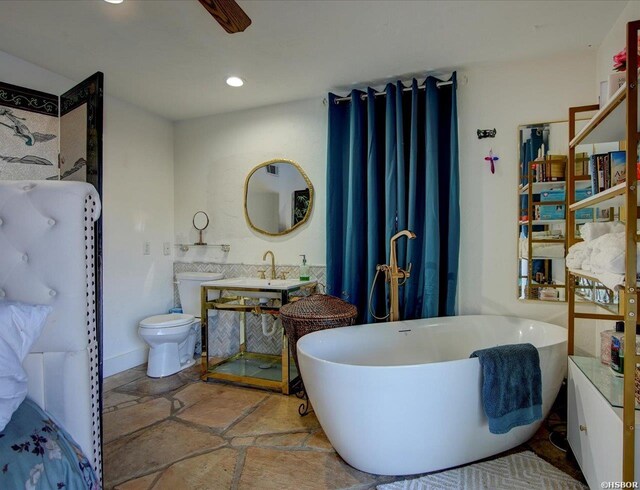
[{"x1": 198, "y1": 0, "x2": 252, "y2": 34}]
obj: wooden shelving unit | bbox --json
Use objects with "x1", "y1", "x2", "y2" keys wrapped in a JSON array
[{"x1": 566, "y1": 20, "x2": 640, "y2": 484}]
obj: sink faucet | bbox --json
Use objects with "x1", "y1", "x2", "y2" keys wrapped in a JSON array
[{"x1": 263, "y1": 250, "x2": 276, "y2": 280}]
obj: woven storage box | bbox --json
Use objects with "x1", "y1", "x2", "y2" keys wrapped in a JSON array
[{"x1": 280, "y1": 294, "x2": 358, "y2": 374}]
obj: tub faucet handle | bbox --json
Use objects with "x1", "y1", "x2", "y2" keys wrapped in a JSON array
[
  {"x1": 279, "y1": 271, "x2": 288, "y2": 280},
  {"x1": 398, "y1": 263, "x2": 412, "y2": 286},
  {"x1": 257, "y1": 269, "x2": 266, "y2": 279}
]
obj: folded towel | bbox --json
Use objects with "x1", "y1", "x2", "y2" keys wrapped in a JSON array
[
  {"x1": 590, "y1": 249, "x2": 625, "y2": 274},
  {"x1": 580, "y1": 221, "x2": 625, "y2": 242},
  {"x1": 567, "y1": 241, "x2": 586, "y2": 255},
  {"x1": 584, "y1": 231, "x2": 623, "y2": 258},
  {"x1": 470, "y1": 343, "x2": 542, "y2": 435},
  {"x1": 566, "y1": 242, "x2": 587, "y2": 270},
  {"x1": 586, "y1": 232, "x2": 640, "y2": 276}
]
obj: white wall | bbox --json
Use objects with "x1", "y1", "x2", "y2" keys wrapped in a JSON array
[
  {"x1": 102, "y1": 97, "x2": 175, "y2": 376},
  {"x1": 0, "y1": 50, "x2": 175, "y2": 377},
  {"x1": 457, "y1": 51, "x2": 595, "y2": 330},
  {"x1": 0, "y1": 50, "x2": 71, "y2": 98},
  {"x1": 173, "y1": 98, "x2": 326, "y2": 267}
]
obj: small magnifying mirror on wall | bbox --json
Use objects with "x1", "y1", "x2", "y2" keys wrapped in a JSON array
[{"x1": 193, "y1": 211, "x2": 210, "y2": 245}]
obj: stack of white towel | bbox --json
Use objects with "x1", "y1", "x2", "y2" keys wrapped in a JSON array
[{"x1": 566, "y1": 221, "x2": 637, "y2": 291}]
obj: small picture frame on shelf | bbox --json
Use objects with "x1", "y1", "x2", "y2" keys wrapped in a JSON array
[
  {"x1": 608, "y1": 72, "x2": 626, "y2": 99},
  {"x1": 599, "y1": 81, "x2": 608, "y2": 108}
]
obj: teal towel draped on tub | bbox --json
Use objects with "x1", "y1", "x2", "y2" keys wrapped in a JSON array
[{"x1": 470, "y1": 343, "x2": 542, "y2": 435}]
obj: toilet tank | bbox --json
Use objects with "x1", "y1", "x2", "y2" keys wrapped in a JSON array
[{"x1": 176, "y1": 272, "x2": 224, "y2": 317}]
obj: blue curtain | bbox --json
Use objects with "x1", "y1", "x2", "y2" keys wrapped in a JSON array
[
  {"x1": 519, "y1": 128, "x2": 547, "y2": 234},
  {"x1": 326, "y1": 74, "x2": 459, "y2": 323}
]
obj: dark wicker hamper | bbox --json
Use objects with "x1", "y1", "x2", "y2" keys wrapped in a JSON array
[{"x1": 280, "y1": 294, "x2": 358, "y2": 375}]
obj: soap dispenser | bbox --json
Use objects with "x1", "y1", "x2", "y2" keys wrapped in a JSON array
[{"x1": 299, "y1": 255, "x2": 310, "y2": 281}]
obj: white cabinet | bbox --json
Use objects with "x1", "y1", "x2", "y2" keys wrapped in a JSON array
[{"x1": 568, "y1": 358, "x2": 640, "y2": 487}]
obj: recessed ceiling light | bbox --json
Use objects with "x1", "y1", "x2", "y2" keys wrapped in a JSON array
[
  {"x1": 226, "y1": 76, "x2": 244, "y2": 88},
  {"x1": 104, "y1": 0, "x2": 124, "y2": 4}
]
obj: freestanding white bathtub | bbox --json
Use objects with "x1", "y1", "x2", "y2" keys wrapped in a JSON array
[{"x1": 297, "y1": 315, "x2": 567, "y2": 476}]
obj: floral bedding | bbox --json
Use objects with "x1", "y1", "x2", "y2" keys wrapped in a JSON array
[{"x1": 0, "y1": 398, "x2": 99, "y2": 489}]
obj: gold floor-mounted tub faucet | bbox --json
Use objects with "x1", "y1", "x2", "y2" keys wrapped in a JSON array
[{"x1": 370, "y1": 229, "x2": 416, "y2": 322}]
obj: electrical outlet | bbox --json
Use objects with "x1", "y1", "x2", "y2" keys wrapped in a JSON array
[
  {"x1": 143, "y1": 241, "x2": 151, "y2": 255},
  {"x1": 163, "y1": 242, "x2": 171, "y2": 256}
]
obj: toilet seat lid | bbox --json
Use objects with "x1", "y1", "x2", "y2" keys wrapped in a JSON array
[{"x1": 139, "y1": 313, "x2": 195, "y2": 329}]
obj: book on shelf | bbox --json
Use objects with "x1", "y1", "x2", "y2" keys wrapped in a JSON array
[
  {"x1": 590, "y1": 153, "x2": 610, "y2": 194},
  {"x1": 584, "y1": 149, "x2": 638, "y2": 195},
  {"x1": 533, "y1": 159, "x2": 547, "y2": 183},
  {"x1": 638, "y1": 141, "x2": 640, "y2": 180},
  {"x1": 575, "y1": 152, "x2": 589, "y2": 176},
  {"x1": 533, "y1": 154, "x2": 566, "y2": 182},
  {"x1": 547, "y1": 154, "x2": 566, "y2": 181},
  {"x1": 532, "y1": 161, "x2": 542, "y2": 183},
  {"x1": 589, "y1": 154, "x2": 598, "y2": 194},
  {"x1": 610, "y1": 150, "x2": 626, "y2": 185}
]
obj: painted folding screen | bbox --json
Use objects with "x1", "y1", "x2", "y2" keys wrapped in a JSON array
[
  {"x1": 0, "y1": 82, "x2": 59, "y2": 180},
  {"x1": 60, "y1": 73, "x2": 104, "y2": 194}
]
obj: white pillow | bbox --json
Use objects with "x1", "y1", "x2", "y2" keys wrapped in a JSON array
[{"x1": 0, "y1": 300, "x2": 51, "y2": 431}]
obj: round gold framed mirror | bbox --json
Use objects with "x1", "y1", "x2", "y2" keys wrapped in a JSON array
[{"x1": 244, "y1": 158, "x2": 314, "y2": 236}]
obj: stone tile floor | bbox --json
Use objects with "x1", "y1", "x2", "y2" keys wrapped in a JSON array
[{"x1": 103, "y1": 365, "x2": 585, "y2": 489}]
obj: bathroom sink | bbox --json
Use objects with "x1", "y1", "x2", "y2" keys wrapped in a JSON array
[{"x1": 200, "y1": 277, "x2": 316, "y2": 300}]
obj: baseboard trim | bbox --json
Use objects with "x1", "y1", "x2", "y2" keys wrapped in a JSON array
[{"x1": 103, "y1": 347, "x2": 148, "y2": 378}]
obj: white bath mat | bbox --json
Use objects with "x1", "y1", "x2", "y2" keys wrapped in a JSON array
[{"x1": 377, "y1": 451, "x2": 586, "y2": 490}]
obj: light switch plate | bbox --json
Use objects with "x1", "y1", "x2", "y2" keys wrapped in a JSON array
[
  {"x1": 163, "y1": 242, "x2": 171, "y2": 256},
  {"x1": 143, "y1": 241, "x2": 151, "y2": 255}
]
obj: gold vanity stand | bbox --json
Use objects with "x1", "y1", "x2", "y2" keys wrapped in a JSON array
[{"x1": 200, "y1": 281, "x2": 317, "y2": 394}]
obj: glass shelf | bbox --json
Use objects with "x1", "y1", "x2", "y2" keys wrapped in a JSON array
[
  {"x1": 176, "y1": 243, "x2": 231, "y2": 252},
  {"x1": 570, "y1": 356, "x2": 639, "y2": 411},
  {"x1": 210, "y1": 352, "x2": 299, "y2": 383},
  {"x1": 575, "y1": 295, "x2": 620, "y2": 316}
]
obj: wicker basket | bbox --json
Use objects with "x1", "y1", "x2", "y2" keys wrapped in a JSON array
[
  {"x1": 280, "y1": 294, "x2": 358, "y2": 375},
  {"x1": 635, "y1": 366, "x2": 640, "y2": 406}
]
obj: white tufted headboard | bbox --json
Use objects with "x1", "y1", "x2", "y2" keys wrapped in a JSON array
[{"x1": 0, "y1": 180, "x2": 102, "y2": 480}]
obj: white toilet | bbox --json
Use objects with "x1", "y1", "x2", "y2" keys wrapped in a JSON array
[{"x1": 138, "y1": 271, "x2": 223, "y2": 378}]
